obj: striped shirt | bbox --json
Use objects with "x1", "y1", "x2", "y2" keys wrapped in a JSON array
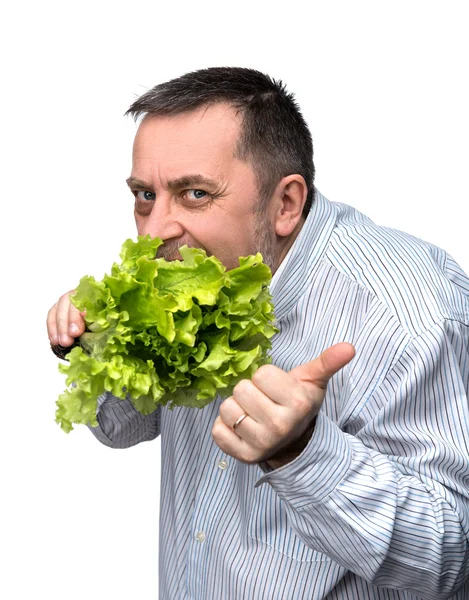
[{"x1": 90, "y1": 191, "x2": 469, "y2": 599}]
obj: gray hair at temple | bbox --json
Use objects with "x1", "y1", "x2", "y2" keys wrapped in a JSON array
[{"x1": 125, "y1": 67, "x2": 315, "y2": 217}]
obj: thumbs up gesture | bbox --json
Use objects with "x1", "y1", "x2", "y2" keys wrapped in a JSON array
[{"x1": 212, "y1": 343, "x2": 356, "y2": 468}]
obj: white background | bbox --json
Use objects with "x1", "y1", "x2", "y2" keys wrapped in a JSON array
[{"x1": 1, "y1": 1, "x2": 468, "y2": 598}]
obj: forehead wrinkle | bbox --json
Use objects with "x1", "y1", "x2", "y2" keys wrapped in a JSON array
[
  {"x1": 138, "y1": 105, "x2": 242, "y2": 157},
  {"x1": 131, "y1": 105, "x2": 247, "y2": 193}
]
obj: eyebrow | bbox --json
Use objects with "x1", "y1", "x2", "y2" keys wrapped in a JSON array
[{"x1": 126, "y1": 174, "x2": 219, "y2": 191}]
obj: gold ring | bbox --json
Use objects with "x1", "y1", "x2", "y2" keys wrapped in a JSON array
[{"x1": 232, "y1": 413, "x2": 248, "y2": 432}]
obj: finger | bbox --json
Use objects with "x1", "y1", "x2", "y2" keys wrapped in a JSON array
[
  {"x1": 231, "y1": 378, "x2": 283, "y2": 422},
  {"x1": 219, "y1": 396, "x2": 249, "y2": 429},
  {"x1": 46, "y1": 303, "x2": 59, "y2": 345},
  {"x1": 290, "y1": 342, "x2": 356, "y2": 390},
  {"x1": 212, "y1": 415, "x2": 261, "y2": 464},
  {"x1": 55, "y1": 293, "x2": 73, "y2": 345},
  {"x1": 218, "y1": 394, "x2": 291, "y2": 454},
  {"x1": 68, "y1": 302, "x2": 86, "y2": 337},
  {"x1": 56, "y1": 291, "x2": 85, "y2": 346},
  {"x1": 219, "y1": 396, "x2": 264, "y2": 441},
  {"x1": 250, "y1": 364, "x2": 308, "y2": 407}
]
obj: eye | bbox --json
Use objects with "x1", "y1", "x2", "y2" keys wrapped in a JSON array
[
  {"x1": 136, "y1": 190, "x2": 156, "y2": 201},
  {"x1": 185, "y1": 189, "x2": 208, "y2": 201}
]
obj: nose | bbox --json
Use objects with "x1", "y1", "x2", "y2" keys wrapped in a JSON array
[{"x1": 138, "y1": 196, "x2": 185, "y2": 241}]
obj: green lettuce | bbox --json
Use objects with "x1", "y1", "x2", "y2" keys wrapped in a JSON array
[{"x1": 56, "y1": 236, "x2": 278, "y2": 432}]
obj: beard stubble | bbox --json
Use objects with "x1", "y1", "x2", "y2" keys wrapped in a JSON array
[{"x1": 155, "y1": 215, "x2": 277, "y2": 272}]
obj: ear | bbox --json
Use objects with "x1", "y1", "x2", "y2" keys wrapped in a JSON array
[{"x1": 273, "y1": 174, "x2": 308, "y2": 237}]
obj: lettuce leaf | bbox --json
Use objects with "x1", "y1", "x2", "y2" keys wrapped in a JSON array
[{"x1": 55, "y1": 236, "x2": 278, "y2": 432}]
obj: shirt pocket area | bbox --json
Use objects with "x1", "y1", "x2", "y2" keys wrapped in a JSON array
[{"x1": 247, "y1": 482, "x2": 329, "y2": 563}]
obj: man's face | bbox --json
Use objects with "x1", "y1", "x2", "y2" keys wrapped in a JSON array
[{"x1": 128, "y1": 103, "x2": 277, "y2": 271}]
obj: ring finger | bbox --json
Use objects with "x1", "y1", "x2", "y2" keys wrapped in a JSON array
[{"x1": 219, "y1": 396, "x2": 253, "y2": 437}]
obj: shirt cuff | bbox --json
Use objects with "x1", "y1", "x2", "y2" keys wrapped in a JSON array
[{"x1": 254, "y1": 411, "x2": 353, "y2": 509}]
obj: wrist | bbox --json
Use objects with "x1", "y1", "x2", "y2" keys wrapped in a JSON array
[{"x1": 265, "y1": 417, "x2": 317, "y2": 469}]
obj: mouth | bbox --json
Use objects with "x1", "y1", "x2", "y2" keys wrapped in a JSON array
[
  {"x1": 155, "y1": 241, "x2": 209, "y2": 262},
  {"x1": 155, "y1": 251, "x2": 184, "y2": 262},
  {"x1": 155, "y1": 240, "x2": 186, "y2": 262},
  {"x1": 162, "y1": 253, "x2": 182, "y2": 262}
]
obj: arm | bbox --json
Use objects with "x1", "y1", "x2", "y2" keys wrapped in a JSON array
[
  {"x1": 47, "y1": 291, "x2": 161, "y2": 448},
  {"x1": 87, "y1": 392, "x2": 160, "y2": 449},
  {"x1": 257, "y1": 320, "x2": 469, "y2": 598}
]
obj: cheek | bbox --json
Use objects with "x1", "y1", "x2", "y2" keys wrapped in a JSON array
[
  {"x1": 134, "y1": 212, "x2": 150, "y2": 236},
  {"x1": 210, "y1": 215, "x2": 252, "y2": 243},
  {"x1": 212, "y1": 224, "x2": 259, "y2": 267},
  {"x1": 134, "y1": 211, "x2": 143, "y2": 231}
]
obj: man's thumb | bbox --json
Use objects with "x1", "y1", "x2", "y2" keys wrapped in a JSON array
[{"x1": 289, "y1": 343, "x2": 356, "y2": 390}]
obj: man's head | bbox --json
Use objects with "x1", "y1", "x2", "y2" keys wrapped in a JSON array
[{"x1": 125, "y1": 67, "x2": 315, "y2": 272}]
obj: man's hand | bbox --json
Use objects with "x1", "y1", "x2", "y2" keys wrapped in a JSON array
[
  {"x1": 212, "y1": 343, "x2": 356, "y2": 467},
  {"x1": 47, "y1": 291, "x2": 86, "y2": 348}
]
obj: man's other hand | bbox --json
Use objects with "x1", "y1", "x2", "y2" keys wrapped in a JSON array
[
  {"x1": 212, "y1": 343, "x2": 356, "y2": 468},
  {"x1": 47, "y1": 291, "x2": 86, "y2": 348}
]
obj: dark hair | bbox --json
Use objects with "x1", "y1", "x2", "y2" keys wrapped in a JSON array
[{"x1": 125, "y1": 67, "x2": 315, "y2": 216}]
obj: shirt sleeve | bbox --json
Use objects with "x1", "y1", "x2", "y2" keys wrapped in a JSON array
[
  {"x1": 256, "y1": 319, "x2": 469, "y2": 599},
  {"x1": 87, "y1": 392, "x2": 160, "y2": 449}
]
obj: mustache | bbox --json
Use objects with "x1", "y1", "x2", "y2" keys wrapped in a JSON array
[{"x1": 156, "y1": 240, "x2": 209, "y2": 261}]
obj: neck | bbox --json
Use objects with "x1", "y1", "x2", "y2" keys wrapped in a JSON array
[{"x1": 273, "y1": 217, "x2": 305, "y2": 275}]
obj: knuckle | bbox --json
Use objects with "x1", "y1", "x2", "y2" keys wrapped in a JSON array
[
  {"x1": 251, "y1": 426, "x2": 276, "y2": 452},
  {"x1": 270, "y1": 415, "x2": 289, "y2": 438},
  {"x1": 218, "y1": 402, "x2": 230, "y2": 421},
  {"x1": 249, "y1": 429, "x2": 264, "y2": 450},
  {"x1": 290, "y1": 394, "x2": 310, "y2": 415},
  {"x1": 251, "y1": 364, "x2": 275, "y2": 385},
  {"x1": 211, "y1": 422, "x2": 224, "y2": 442},
  {"x1": 240, "y1": 449, "x2": 259, "y2": 464},
  {"x1": 219, "y1": 396, "x2": 236, "y2": 415},
  {"x1": 233, "y1": 378, "x2": 252, "y2": 396},
  {"x1": 60, "y1": 292, "x2": 71, "y2": 305}
]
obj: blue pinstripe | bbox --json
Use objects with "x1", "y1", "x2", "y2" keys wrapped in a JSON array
[{"x1": 90, "y1": 191, "x2": 469, "y2": 599}]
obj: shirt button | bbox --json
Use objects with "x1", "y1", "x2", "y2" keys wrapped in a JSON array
[
  {"x1": 196, "y1": 531, "x2": 205, "y2": 543},
  {"x1": 218, "y1": 459, "x2": 228, "y2": 470}
]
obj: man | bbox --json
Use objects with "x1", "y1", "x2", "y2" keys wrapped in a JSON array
[{"x1": 47, "y1": 67, "x2": 469, "y2": 599}]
